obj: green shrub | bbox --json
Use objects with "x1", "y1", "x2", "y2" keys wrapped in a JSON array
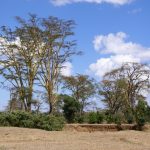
[
  {"x1": 20, "y1": 120, "x2": 34, "y2": 128},
  {"x1": 96, "y1": 112, "x2": 104, "y2": 124},
  {"x1": 124, "y1": 109, "x2": 134, "y2": 124},
  {"x1": 46, "y1": 115, "x2": 65, "y2": 131},
  {"x1": 0, "y1": 111, "x2": 65, "y2": 131},
  {"x1": 105, "y1": 113, "x2": 123, "y2": 124},
  {"x1": 6, "y1": 113, "x2": 19, "y2": 126},
  {"x1": 87, "y1": 112, "x2": 104, "y2": 124},
  {"x1": 146, "y1": 106, "x2": 150, "y2": 122},
  {"x1": 32, "y1": 114, "x2": 65, "y2": 131},
  {"x1": 105, "y1": 115, "x2": 114, "y2": 124},
  {"x1": 0, "y1": 113, "x2": 10, "y2": 126},
  {"x1": 113, "y1": 114, "x2": 122, "y2": 125},
  {"x1": 126, "y1": 115, "x2": 134, "y2": 124},
  {"x1": 62, "y1": 95, "x2": 81, "y2": 123},
  {"x1": 135, "y1": 100, "x2": 148, "y2": 130},
  {"x1": 75, "y1": 115, "x2": 85, "y2": 123},
  {"x1": 88, "y1": 112, "x2": 97, "y2": 124}
]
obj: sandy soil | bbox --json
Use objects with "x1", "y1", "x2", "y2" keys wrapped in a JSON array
[{"x1": 0, "y1": 127, "x2": 150, "y2": 150}]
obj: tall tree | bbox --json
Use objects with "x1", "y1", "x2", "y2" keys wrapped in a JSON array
[
  {"x1": 0, "y1": 14, "x2": 44, "y2": 111},
  {"x1": 36, "y1": 17, "x2": 79, "y2": 114}
]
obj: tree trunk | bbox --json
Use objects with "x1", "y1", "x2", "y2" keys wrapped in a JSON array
[
  {"x1": 49, "y1": 102, "x2": 53, "y2": 114},
  {"x1": 27, "y1": 79, "x2": 34, "y2": 112}
]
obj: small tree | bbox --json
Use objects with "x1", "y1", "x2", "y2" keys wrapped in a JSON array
[
  {"x1": 60, "y1": 95, "x2": 80, "y2": 123},
  {"x1": 100, "y1": 78, "x2": 127, "y2": 115},
  {"x1": 135, "y1": 99, "x2": 148, "y2": 130},
  {"x1": 62, "y1": 74, "x2": 96, "y2": 115}
]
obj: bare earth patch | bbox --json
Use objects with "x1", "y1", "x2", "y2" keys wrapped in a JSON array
[{"x1": 0, "y1": 127, "x2": 150, "y2": 150}]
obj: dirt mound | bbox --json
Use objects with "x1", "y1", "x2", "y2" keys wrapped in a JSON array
[{"x1": 64, "y1": 124, "x2": 138, "y2": 132}]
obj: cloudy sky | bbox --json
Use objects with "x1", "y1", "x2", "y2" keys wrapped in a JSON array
[{"x1": 0, "y1": 0, "x2": 150, "y2": 109}]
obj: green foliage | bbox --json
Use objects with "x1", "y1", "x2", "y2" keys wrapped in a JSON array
[
  {"x1": 113, "y1": 114, "x2": 122, "y2": 125},
  {"x1": 88, "y1": 112, "x2": 97, "y2": 124},
  {"x1": 96, "y1": 112, "x2": 104, "y2": 124},
  {"x1": 135, "y1": 100, "x2": 148, "y2": 130},
  {"x1": 124, "y1": 109, "x2": 134, "y2": 124},
  {"x1": 105, "y1": 113, "x2": 122, "y2": 124},
  {"x1": 88, "y1": 112, "x2": 104, "y2": 124},
  {"x1": 75, "y1": 115, "x2": 85, "y2": 123},
  {"x1": 100, "y1": 79, "x2": 128, "y2": 116},
  {"x1": 105, "y1": 114, "x2": 114, "y2": 124},
  {"x1": 62, "y1": 95, "x2": 81, "y2": 123},
  {"x1": 0, "y1": 111, "x2": 65, "y2": 131},
  {"x1": 0, "y1": 113, "x2": 9, "y2": 126},
  {"x1": 62, "y1": 75, "x2": 96, "y2": 116},
  {"x1": 146, "y1": 106, "x2": 150, "y2": 122},
  {"x1": 126, "y1": 115, "x2": 134, "y2": 124},
  {"x1": 100, "y1": 63, "x2": 150, "y2": 125}
]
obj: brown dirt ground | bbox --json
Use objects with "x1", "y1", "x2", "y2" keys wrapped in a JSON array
[{"x1": 0, "y1": 127, "x2": 150, "y2": 150}]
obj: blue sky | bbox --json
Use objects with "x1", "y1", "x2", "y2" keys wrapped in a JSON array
[{"x1": 0, "y1": 0, "x2": 150, "y2": 110}]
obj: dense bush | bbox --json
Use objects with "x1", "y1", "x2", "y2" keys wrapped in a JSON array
[
  {"x1": 135, "y1": 100, "x2": 148, "y2": 130},
  {"x1": 105, "y1": 114, "x2": 122, "y2": 124},
  {"x1": 0, "y1": 111, "x2": 65, "y2": 131},
  {"x1": 126, "y1": 114, "x2": 134, "y2": 124},
  {"x1": 146, "y1": 106, "x2": 150, "y2": 122},
  {"x1": 113, "y1": 114, "x2": 122, "y2": 125},
  {"x1": 62, "y1": 95, "x2": 81, "y2": 123},
  {"x1": 96, "y1": 112, "x2": 104, "y2": 124},
  {"x1": 88, "y1": 112, "x2": 104, "y2": 124},
  {"x1": 88, "y1": 112, "x2": 97, "y2": 124},
  {"x1": 105, "y1": 114, "x2": 114, "y2": 124},
  {"x1": 75, "y1": 115, "x2": 85, "y2": 123}
]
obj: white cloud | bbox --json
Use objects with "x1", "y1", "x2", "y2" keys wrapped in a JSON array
[
  {"x1": 89, "y1": 54, "x2": 140, "y2": 77},
  {"x1": 50, "y1": 0, "x2": 134, "y2": 6},
  {"x1": 89, "y1": 32, "x2": 150, "y2": 78},
  {"x1": 93, "y1": 32, "x2": 150, "y2": 61},
  {"x1": 61, "y1": 62, "x2": 73, "y2": 76}
]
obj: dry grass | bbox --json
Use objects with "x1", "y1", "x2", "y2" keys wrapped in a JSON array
[{"x1": 0, "y1": 127, "x2": 150, "y2": 150}]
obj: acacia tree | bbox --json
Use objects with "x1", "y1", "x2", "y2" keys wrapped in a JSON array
[
  {"x1": 36, "y1": 17, "x2": 79, "y2": 114},
  {"x1": 100, "y1": 79, "x2": 127, "y2": 115},
  {"x1": 120, "y1": 62, "x2": 150, "y2": 110},
  {"x1": 62, "y1": 74, "x2": 96, "y2": 115},
  {"x1": 101, "y1": 62, "x2": 150, "y2": 116},
  {"x1": 0, "y1": 14, "x2": 78, "y2": 112},
  {"x1": 0, "y1": 27, "x2": 27, "y2": 110},
  {"x1": 0, "y1": 14, "x2": 45, "y2": 111}
]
